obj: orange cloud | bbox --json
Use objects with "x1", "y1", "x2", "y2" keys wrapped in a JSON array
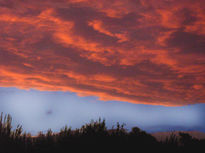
[{"x1": 0, "y1": 0, "x2": 205, "y2": 106}]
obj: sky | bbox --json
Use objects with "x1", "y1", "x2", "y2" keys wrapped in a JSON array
[
  {"x1": 0, "y1": 87, "x2": 205, "y2": 134},
  {"x1": 0, "y1": 0, "x2": 205, "y2": 134}
]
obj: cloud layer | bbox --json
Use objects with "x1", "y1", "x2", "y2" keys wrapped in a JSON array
[{"x1": 0, "y1": 0, "x2": 205, "y2": 106}]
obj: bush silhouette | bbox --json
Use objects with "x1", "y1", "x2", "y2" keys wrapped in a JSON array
[{"x1": 0, "y1": 112, "x2": 204, "y2": 153}]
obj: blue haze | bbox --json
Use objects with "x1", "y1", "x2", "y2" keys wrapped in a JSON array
[{"x1": 0, "y1": 87, "x2": 204, "y2": 135}]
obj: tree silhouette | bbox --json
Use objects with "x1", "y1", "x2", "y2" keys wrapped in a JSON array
[{"x1": 0, "y1": 112, "x2": 204, "y2": 153}]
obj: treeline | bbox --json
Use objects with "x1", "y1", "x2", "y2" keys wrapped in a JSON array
[{"x1": 0, "y1": 113, "x2": 204, "y2": 153}]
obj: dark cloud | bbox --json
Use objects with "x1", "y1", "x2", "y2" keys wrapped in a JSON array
[
  {"x1": 0, "y1": 0, "x2": 205, "y2": 106},
  {"x1": 166, "y1": 30, "x2": 205, "y2": 54}
]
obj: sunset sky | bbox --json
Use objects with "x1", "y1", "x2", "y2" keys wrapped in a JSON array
[{"x1": 0, "y1": 0, "x2": 205, "y2": 134}]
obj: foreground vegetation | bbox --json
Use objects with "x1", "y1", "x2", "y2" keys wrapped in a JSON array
[{"x1": 0, "y1": 113, "x2": 204, "y2": 153}]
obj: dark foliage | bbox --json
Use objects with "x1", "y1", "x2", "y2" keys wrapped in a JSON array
[{"x1": 0, "y1": 113, "x2": 204, "y2": 153}]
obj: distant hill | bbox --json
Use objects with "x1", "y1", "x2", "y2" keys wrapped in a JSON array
[{"x1": 152, "y1": 131, "x2": 205, "y2": 141}]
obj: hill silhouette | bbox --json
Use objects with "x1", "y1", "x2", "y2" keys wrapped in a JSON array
[
  {"x1": 152, "y1": 131, "x2": 205, "y2": 141},
  {"x1": 0, "y1": 112, "x2": 204, "y2": 153}
]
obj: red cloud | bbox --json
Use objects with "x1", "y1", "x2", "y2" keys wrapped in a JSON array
[{"x1": 0, "y1": 0, "x2": 205, "y2": 106}]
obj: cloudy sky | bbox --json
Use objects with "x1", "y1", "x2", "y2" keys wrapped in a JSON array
[{"x1": 0, "y1": 0, "x2": 205, "y2": 134}]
